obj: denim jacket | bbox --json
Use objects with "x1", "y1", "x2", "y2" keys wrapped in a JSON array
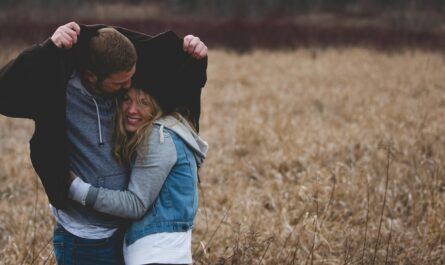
[
  {"x1": 125, "y1": 130, "x2": 196, "y2": 245},
  {"x1": 125, "y1": 117, "x2": 207, "y2": 245}
]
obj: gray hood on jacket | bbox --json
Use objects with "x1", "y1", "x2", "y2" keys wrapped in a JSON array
[{"x1": 154, "y1": 116, "x2": 208, "y2": 166}]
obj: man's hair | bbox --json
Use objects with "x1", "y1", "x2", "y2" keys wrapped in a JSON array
[{"x1": 86, "y1": 28, "x2": 137, "y2": 79}]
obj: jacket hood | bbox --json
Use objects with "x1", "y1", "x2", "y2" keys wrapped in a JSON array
[{"x1": 154, "y1": 116, "x2": 208, "y2": 166}]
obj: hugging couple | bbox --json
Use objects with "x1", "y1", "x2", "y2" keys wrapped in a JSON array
[{"x1": 0, "y1": 21, "x2": 209, "y2": 265}]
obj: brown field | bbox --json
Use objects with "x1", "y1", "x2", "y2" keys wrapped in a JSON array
[{"x1": 0, "y1": 46, "x2": 444, "y2": 264}]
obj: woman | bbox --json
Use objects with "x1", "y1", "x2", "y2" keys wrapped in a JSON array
[{"x1": 68, "y1": 86, "x2": 208, "y2": 265}]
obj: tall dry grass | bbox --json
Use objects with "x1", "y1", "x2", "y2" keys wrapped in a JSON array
[{"x1": 0, "y1": 46, "x2": 444, "y2": 264}]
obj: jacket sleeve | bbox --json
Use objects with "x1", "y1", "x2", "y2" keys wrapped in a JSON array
[
  {"x1": 131, "y1": 30, "x2": 208, "y2": 132},
  {"x1": 70, "y1": 127, "x2": 177, "y2": 219},
  {"x1": 179, "y1": 54, "x2": 208, "y2": 132},
  {"x1": 0, "y1": 39, "x2": 59, "y2": 119}
]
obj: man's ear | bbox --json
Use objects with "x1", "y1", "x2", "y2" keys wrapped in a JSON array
[{"x1": 83, "y1": 70, "x2": 98, "y2": 84}]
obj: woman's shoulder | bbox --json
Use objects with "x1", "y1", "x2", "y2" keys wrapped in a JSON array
[
  {"x1": 152, "y1": 123, "x2": 177, "y2": 143},
  {"x1": 136, "y1": 124, "x2": 176, "y2": 156},
  {"x1": 134, "y1": 124, "x2": 178, "y2": 168}
]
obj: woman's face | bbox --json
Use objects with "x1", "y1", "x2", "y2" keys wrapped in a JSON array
[{"x1": 121, "y1": 88, "x2": 154, "y2": 132}]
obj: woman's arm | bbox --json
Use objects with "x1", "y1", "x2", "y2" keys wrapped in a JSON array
[{"x1": 69, "y1": 127, "x2": 177, "y2": 219}]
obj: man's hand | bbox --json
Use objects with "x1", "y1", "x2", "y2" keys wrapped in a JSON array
[
  {"x1": 68, "y1": 170, "x2": 77, "y2": 184},
  {"x1": 183, "y1": 35, "x2": 208, "y2": 59},
  {"x1": 51, "y1": 22, "x2": 81, "y2": 49}
]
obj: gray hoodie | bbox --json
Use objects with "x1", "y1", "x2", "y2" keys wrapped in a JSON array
[{"x1": 53, "y1": 73, "x2": 130, "y2": 239}]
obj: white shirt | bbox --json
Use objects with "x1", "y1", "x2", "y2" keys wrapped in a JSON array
[
  {"x1": 50, "y1": 205, "x2": 117, "y2": 239},
  {"x1": 124, "y1": 231, "x2": 192, "y2": 265}
]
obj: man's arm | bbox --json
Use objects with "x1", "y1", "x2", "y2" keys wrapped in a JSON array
[
  {"x1": 179, "y1": 35, "x2": 208, "y2": 131},
  {"x1": 0, "y1": 40, "x2": 58, "y2": 119},
  {"x1": 0, "y1": 22, "x2": 79, "y2": 119}
]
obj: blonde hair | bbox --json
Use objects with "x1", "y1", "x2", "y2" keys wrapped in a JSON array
[
  {"x1": 113, "y1": 88, "x2": 199, "y2": 164},
  {"x1": 113, "y1": 89, "x2": 162, "y2": 164}
]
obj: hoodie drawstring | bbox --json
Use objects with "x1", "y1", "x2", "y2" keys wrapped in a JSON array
[
  {"x1": 159, "y1": 124, "x2": 165, "y2": 143},
  {"x1": 91, "y1": 97, "x2": 104, "y2": 146}
]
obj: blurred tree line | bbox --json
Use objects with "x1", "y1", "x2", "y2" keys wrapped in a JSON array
[
  {"x1": 1, "y1": 0, "x2": 444, "y2": 49},
  {"x1": 2, "y1": 0, "x2": 445, "y2": 18},
  {"x1": 175, "y1": 0, "x2": 445, "y2": 18}
]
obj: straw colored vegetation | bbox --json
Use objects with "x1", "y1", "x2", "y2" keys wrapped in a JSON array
[{"x1": 0, "y1": 46, "x2": 444, "y2": 264}]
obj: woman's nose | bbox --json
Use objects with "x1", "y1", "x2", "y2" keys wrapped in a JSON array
[{"x1": 127, "y1": 102, "x2": 139, "y2": 114}]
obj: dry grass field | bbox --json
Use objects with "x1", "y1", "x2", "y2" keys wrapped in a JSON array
[{"x1": 0, "y1": 45, "x2": 444, "y2": 264}]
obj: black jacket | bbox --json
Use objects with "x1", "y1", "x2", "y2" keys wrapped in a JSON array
[{"x1": 0, "y1": 25, "x2": 207, "y2": 209}]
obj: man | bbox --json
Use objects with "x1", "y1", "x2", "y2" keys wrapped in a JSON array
[{"x1": 0, "y1": 21, "x2": 208, "y2": 264}]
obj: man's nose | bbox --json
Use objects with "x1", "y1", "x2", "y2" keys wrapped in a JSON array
[{"x1": 122, "y1": 79, "x2": 132, "y2": 90}]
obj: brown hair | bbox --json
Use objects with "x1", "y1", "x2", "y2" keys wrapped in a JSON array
[{"x1": 86, "y1": 28, "x2": 137, "y2": 79}]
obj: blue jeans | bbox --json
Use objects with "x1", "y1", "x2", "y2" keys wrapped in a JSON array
[{"x1": 52, "y1": 224, "x2": 124, "y2": 265}]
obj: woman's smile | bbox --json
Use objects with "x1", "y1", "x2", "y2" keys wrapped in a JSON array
[{"x1": 122, "y1": 88, "x2": 154, "y2": 132}]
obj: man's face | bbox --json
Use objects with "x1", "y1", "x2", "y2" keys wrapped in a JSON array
[{"x1": 96, "y1": 65, "x2": 136, "y2": 95}]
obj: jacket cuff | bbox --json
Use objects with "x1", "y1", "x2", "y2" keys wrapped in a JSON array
[
  {"x1": 85, "y1": 186, "x2": 99, "y2": 208},
  {"x1": 68, "y1": 177, "x2": 91, "y2": 206},
  {"x1": 39, "y1": 38, "x2": 59, "y2": 52}
]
